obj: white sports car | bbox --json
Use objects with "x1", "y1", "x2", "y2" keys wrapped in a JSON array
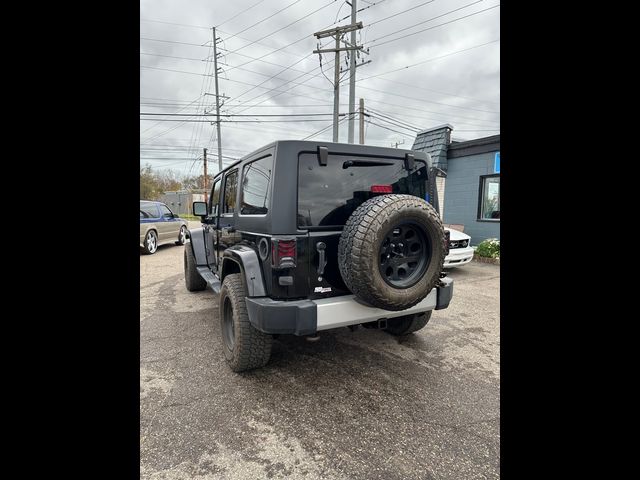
[{"x1": 444, "y1": 228, "x2": 474, "y2": 268}]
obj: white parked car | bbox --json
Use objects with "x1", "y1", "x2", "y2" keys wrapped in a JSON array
[{"x1": 444, "y1": 228, "x2": 474, "y2": 268}]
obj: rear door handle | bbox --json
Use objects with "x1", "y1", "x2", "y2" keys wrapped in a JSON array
[{"x1": 316, "y1": 242, "x2": 327, "y2": 275}]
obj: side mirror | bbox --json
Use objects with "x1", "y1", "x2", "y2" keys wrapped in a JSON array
[{"x1": 193, "y1": 201, "x2": 208, "y2": 217}]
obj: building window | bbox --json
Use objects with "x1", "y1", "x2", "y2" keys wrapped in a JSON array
[{"x1": 478, "y1": 174, "x2": 500, "y2": 221}]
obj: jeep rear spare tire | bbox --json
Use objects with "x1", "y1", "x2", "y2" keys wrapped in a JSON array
[{"x1": 338, "y1": 194, "x2": 445, "y2": 311}]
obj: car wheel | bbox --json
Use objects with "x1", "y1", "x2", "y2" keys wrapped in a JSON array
[
  {"x1": 142, "y1": 230, "x2": 158, "y2": 255},
  {"x1": 385, "y1": 311, "x2": 432, "y2": 336},
  {"x1": 219, "y1": 274, "x2": 272, "y2": 372},
  {"x1": 176, "y1": 225, "x2": 187, "y2": 245},
  {"x1": 338, "y1": 194, "x2": 445, "y2": 311},
  {"x1": 184, "y1": 243, "x2": 207, "y2": 292}
]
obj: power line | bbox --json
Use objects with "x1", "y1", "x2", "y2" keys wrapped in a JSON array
[
  {"x1": 364, "y1": 105, "x2": 478, "y2": 129},
  {"x1": 358, "y1": 84, "x2": 498, "y2": 114},
  {"x1": 365, "y1": 98, "x2": 496, "y2": 129},
  {"x1": 366, "y1": 108, "x2": 421, "y2": 131},
  {"x1": 367, "y1": 121, "x2": 416, "y2": 138},
  {"x1": 302, "y1": 117, "x2": 347, "y2": 140},
  {"x1": 357, "y1": 38, "x2": 500, "y2": 82},
  {"x1": 369, "y1": 3, "x2": 500, "y2": 48},
  {"x1": 140, "y1": 18, "x2": 210, "y2": 29},
  {"x1": 454, "y1": 129, "x2": 500, "y2": 132},
  {"x1": 355, "y1": 85, "x2": 500, "y2": 121},
  {"x1": 140, "y1": 112, "x2": 335, "y2": 117},
  {"x1": 219, "y1": 40, "x2": 499, "y2": 120},
  {"x1": 367, "y1": 114, "x2": 420, "y2": 134},
  {"x1": 140, "y1": 63, "x2": 333, "y2": 105},
  {"x1": 140, "y1": 65, "x2": 214, "y2": 77},
  {"x1": 140, "y1": 37, "x2": 211, "y2": 47},
  {"x1": 218, "y1": 47, "x2": 311, "y2": 74},
  {"x1": 141, "y1": 102, "x2": 341, "y2": 109},
  {"x1": 224, "y1": 0, "x2": 306, "y2": 41},
  {"x1": 140, "y1": 52, "x2": 204, "y2": 62},
  {"x1": 140, "y1": 155, "x2": 239, "y2": 161},
  {"x1": 368, "y1": 0, "x2": 436, "y2": 27},
  {"x1": 219, "y1": 122, "x2": 325, "y2": 137},
  {"x1": 140, "y1": 11, "x2": 313, "y2": 61},
  {"x1": 225, "y1": 0, "x2": 337, "y2": 55},
  {"x1": 221, "y1": 63, "x2": 498, "y2": 127},
  {"x1": 140, "y1": 146, "x2": 250, "y2": 153},
  {"x1": 140, "y1": 40, "x2": 498, "y2": 119},
  {"x1": 212, "y1": 8, "x2": 348, "y2": 94},
  {"x1": 140, "y1": 118, "x2": 342, "y2": 123},
  {"x1": 140, "y1": 95, "x2": 204, "y2": 136},
  {"x1": 360, "y1": 77, "x2": 499, "y2": 106},
  {"x1": 215, "y1": 0, "x2": 267, "y2": 28}
]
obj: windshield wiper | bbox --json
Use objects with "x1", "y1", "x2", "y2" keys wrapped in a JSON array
[{"x1": 343, "y1": 160, "x2": 395, "y2": 169}]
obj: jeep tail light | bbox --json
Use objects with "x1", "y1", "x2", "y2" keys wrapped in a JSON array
[
  {"x1": 444, "y1": 230, "x2": 450, "y2": 256},
  {"x1": 371, "y1": 184, "x2": 393, "y2": 194},
  {"x1": 272, "y1": 238, "x2": 296, "y2": 269}
]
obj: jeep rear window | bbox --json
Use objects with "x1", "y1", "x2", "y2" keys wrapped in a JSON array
[{"x1": 297, "y1": 153, "x2": 428, "y2": 228}]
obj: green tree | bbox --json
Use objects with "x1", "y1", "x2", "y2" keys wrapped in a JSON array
[
  {"x1": 140, "y1": 164, "x2": 183, "y2": 200},
  {"x1": 182, "y1": 173, "x2": 214, "y2": 191}
]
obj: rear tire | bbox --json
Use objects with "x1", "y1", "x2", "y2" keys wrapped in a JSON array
[
  {"x1": 219, "y1": 274, "x2": 272, "y2": 372},
  {"x1": 184, "y1": 243, "x2": 207, "y2": 292},
  {"x1": 385, "y1": 311, "x2": 432, "y2": 336}
]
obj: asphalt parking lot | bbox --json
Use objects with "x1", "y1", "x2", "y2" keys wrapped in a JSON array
[{"x1": 140, "y1": 232, "x2": 500, "y2": 479}]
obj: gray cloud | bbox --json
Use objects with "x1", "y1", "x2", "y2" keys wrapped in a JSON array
[{"x1": 140, "y1": 0, "x2": 500, "y2": 176}]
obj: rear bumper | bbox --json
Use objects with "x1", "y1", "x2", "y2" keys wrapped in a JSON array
[{"x1": 245, "y1": 277, "x2": 453, "y2": 335}]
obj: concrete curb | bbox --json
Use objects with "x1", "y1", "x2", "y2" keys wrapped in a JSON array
[{"x1": 473, "y1": 254, "x2": 500, "y2": 265}]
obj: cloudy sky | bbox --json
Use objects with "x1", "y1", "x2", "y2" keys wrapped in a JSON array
[{"x1": 140, "y1": 0, "x2": 500, "y2": 177}]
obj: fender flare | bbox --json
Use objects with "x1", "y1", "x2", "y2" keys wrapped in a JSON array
[
  {"x1": 186, "y1": 227, "x2": 208, "y2": 266},
  {"x1": 221, "y1": 245, "x2": 266, "y2": 297}
]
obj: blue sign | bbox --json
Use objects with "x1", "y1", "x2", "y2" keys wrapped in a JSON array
[{"x1": 494, "y1": 152, "x2": 500, "y2": 173}]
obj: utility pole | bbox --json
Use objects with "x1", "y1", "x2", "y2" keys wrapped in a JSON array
[
  {"x1": 333, "y1": 34, "x2": 340, "y2": 142},
  {"x1": 391, "y1": 139, "x2": 405, "y2": 148},
  {"x1": 203, "y1": 148, "x2": 208, "y2": 203},
  {"x1": 359, "y1": 98, "x2": 365, "y2": 144},
  {"x1": 212, "y1": 27, "x2": 223, "y2": 172},
  {"x1": 347, "y1": 0, "x2": 357, "y2": 144},
  {"x1": 313, "y1": 22, "x2": 364, "y2": 143}
]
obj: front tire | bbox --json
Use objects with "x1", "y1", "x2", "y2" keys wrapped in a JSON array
[
  {"x1": 219, "y1": 274, "x2": 272, "y2": 372},
  {"x1": 142, "y1": 230, "x2": 158, "y2": 255},
  {"x1": 385, "y1": 311, "x2": 432, "y2": 336},
  {"x1": 184, "y1": 244, "x2": 207, "y2": 292}
]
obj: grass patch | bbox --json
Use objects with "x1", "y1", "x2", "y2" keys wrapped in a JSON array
[{"x1": 178, "y1": 213, "x2": 201, "y2": 221}]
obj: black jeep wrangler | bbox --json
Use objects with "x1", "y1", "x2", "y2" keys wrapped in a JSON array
[{"x1": 184, "y1": 141, "x2": 453, "y2": 372}]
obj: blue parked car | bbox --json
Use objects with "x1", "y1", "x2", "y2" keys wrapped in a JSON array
[{"x1": 140, "y1": 200, "x2": 188, "y2": 254}]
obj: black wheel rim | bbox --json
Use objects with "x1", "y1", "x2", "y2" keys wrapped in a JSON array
[
  {"x1": 379, "y1": 222, "x2": 430, "y2": 288},
  {"x1": 222, "y1": 297, "x2": 235, "y2": 350}
]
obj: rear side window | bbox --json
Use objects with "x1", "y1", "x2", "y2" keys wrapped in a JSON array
[
  {"x1": 222, "y1": 170, "x2": 238, "y2": 214},
  {"x1": 297, "y1": 153, "x2": 428, "y2": 227},
  {"x1": 241, "y1": 156, "x2": 273, "y2": 215},
  {"x1": 140, "y1": 204, "x2": 158, "y2": 218},
  {"x1": 159, "y1": 205, "x2": 173, "y2": 217}
]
